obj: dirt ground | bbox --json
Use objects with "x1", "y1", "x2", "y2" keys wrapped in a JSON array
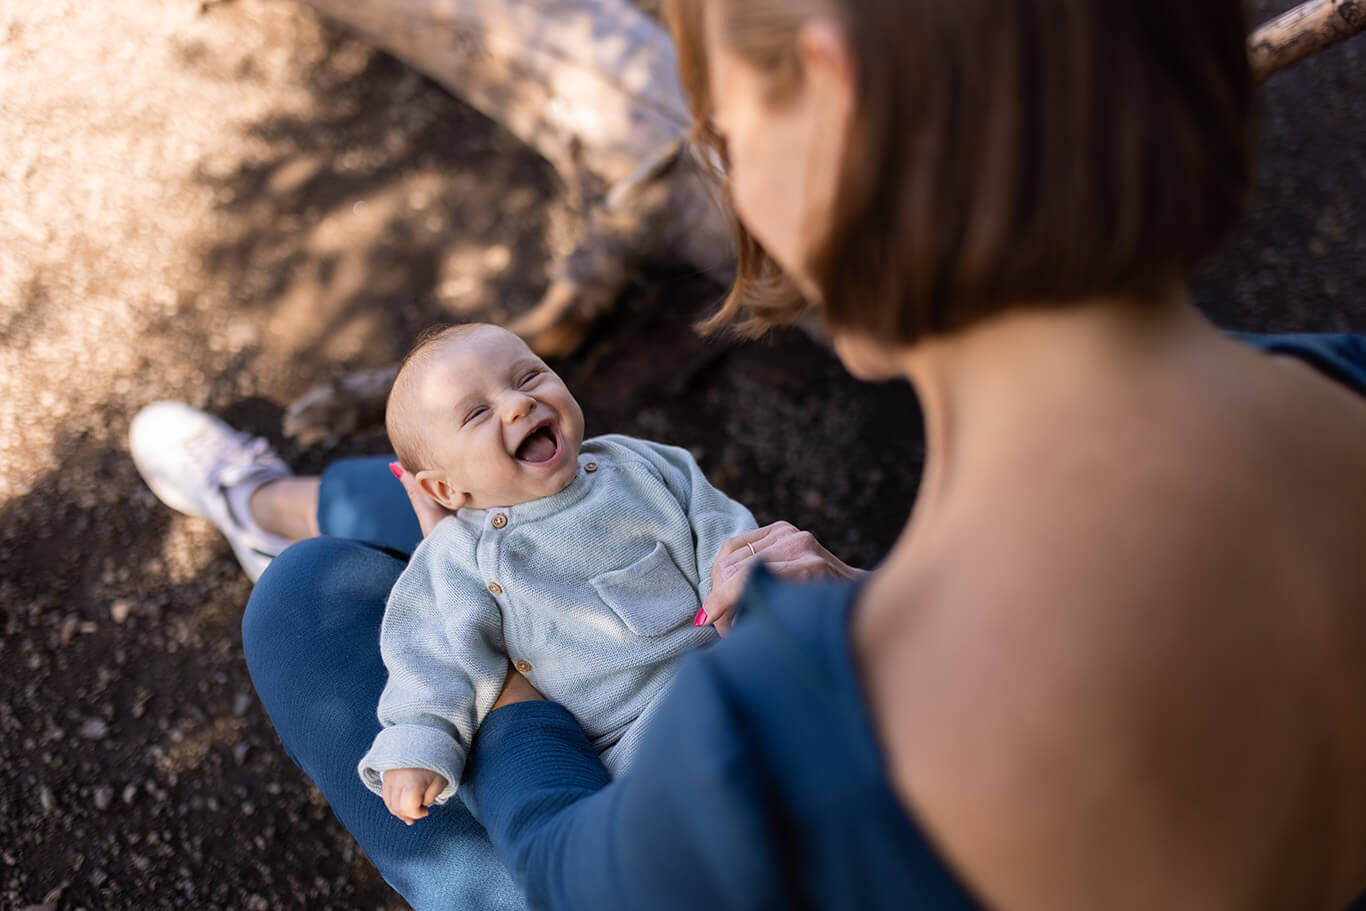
[{"x1": 0, "y1": 0, "x2": 1361, "y2": 908}]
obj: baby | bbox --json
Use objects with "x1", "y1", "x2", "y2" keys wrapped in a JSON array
[{"x1": 358, "y1": 323, "x2": 756, "y2": 823}]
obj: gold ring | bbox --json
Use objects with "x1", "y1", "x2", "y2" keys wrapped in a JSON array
[{"x1": 747, "y1": 542, "x2": 757, "y2": 558}]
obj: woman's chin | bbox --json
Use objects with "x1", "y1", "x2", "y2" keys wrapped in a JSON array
[{"x1": 833, "y1": 332, "x2": 904, "y2": 381}]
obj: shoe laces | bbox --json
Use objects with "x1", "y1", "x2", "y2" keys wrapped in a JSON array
[{"x1": 190, "y1": 426, "x2": 283, "y2": 491}]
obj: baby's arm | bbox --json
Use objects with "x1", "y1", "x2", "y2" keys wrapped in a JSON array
[{"x1": 357, "y1": 535, "x2": 510, "y2": 817}]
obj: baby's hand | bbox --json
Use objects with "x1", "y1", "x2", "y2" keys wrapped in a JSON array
[{"x1": 381, "y1": 768, "x2": 448, "y2": 825}]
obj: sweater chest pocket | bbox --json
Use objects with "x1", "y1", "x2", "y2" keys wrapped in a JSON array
[{"x1": 590, "y1": 541, "x2": 698, "y2": 638}]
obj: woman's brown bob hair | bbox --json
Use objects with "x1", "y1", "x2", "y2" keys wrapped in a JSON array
[{"x1": 666, "y1": 0, "x2": 1254, "y2": 344}]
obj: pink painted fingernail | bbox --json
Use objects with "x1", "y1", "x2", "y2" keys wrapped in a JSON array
[
  {"x1": 693, "y1": 608, "x2": 708, "y2": 627},
  {"x1": 389, "y1": 462, "x2": 403, "y2": 480}
]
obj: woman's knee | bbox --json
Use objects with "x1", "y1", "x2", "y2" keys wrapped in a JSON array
[
  {"x1": 242, "y1": 537, "x2": 403, "y2": 669},
  {"x1": 318, "y1": 456, "x2": 422, "y2": 554},
  {"x1": 244, "y1": 537, "x2": 336, "y2": 656}
]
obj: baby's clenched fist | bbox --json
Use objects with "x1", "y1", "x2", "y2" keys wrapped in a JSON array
[{"x1": 381, "y1": 768, "x2": 448, "y2": 825}]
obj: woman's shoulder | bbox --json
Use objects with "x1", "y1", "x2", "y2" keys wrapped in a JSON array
[{"x1": 847, "y1": 402, "x2": 1366, "y2": 907}]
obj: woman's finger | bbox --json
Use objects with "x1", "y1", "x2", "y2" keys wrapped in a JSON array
[
  {"x1": 702, "y1": 525, "x2": 867, "y2": 634},
  {"x1": 755, "y1": 557, "x2": 828, "y2": 585},
  {"x1": 709, "y1": 521, "x2": 817, "y2": 594},
  {"x1": 703, "y1": 523, "x2": 809, "y2": 631},
  {"x1": 709, "y1": 522, "x2": 794, "y2": 592},
  {"x1": 699, "y1": 559, "x2": 757, "y2": 635},
  {"x1": 712, "y1": 524, "x2": 782, "y2": 562},
  {"x1": 391, "y1": 462, "x2": 452, "y2": 538}
]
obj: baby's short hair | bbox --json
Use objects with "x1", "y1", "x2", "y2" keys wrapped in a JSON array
[{"x1": 386, "y1": 323, "x2": 488, "y2": 473}]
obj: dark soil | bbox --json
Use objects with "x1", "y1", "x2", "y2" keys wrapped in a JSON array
[{"x1": 1, "y1": 0, "x2": 1361, "y2": 908}]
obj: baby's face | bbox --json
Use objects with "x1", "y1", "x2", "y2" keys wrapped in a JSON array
[{"x1": 413, "y1": 326, "x2": 584, "y2": 510}]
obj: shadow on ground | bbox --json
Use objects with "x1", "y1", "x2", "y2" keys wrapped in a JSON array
[{"x1": 2, "y1": 0, "x2": 1362, "y2": 908}]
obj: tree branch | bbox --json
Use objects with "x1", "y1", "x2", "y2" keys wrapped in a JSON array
[{"x1": 1250, "y1": 0, "x2": 1366, "y2": 82}]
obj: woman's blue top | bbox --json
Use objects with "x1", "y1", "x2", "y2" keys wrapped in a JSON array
[
  {"x1": 465, "y1": 333, "x2": 1366, "y2": 911},
  {"x1": 466, "y1": 567, "x2": 980, "y2": 909}
]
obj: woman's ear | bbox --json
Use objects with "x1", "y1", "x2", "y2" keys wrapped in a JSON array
[
  {"x1": 416, "y1": 470, "x2": 467, "y2": 511},
  {"x1": 797, "y1": 18, "x2": 855, "y2": 119}
]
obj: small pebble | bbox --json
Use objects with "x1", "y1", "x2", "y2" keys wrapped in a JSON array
[
  {"x1": 93, "y1": 786, "x2": 113, "y2": 810},
  {"x1": 109, "y1": 599, "x2": 133, "y2": 624},
  {"x1": 231, "y1": 691, "x2": 252, "y2": 717},
  {"x1": 78, "y1": 718, "x2": 109, "y2": 740}
]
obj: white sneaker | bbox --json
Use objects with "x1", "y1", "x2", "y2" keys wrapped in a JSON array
[{"x1": 130, "y1": 401, "x2": 294, "y2": 582}]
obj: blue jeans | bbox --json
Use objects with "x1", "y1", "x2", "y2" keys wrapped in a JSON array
[
  {"x1": 242, "y1": 457, "x2": 526, "y2": 911},
  {"x1": 241, "y1": 333, "x2": 1366, "y2": 911}
]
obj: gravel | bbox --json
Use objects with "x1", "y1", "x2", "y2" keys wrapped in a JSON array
[{"x1": 0, "y1": 0, "x2": 1360, "y2": 908}]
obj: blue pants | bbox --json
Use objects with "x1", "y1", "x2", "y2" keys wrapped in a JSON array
[
  {"x1": 241, "y1": 334, "x2": 1366, "y2": 911},
  {"x1": 242, "y1": 457, "x2": 526, "y2": 911}
]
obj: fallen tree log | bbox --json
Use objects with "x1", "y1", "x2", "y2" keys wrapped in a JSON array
[
  {"x1": 297, "y1": 0, "x2": 732, "y2": 350},
  {"x1": 282, "y1": 0, "x2": 1366, "y2": 445}
]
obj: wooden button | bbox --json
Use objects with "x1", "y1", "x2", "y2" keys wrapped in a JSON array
[
  {"x1": 515, "y1": 660, "x2": 532, "y2": 673},
  {"x1": 584, "y1": 462, "x2": 598, "y2": 473},
  {"x1": 491, "y1": 513, "x2": 508, "y2": 529},
  {"x1": 487, "y1": 582, "x2": 503, "y2": 595}
]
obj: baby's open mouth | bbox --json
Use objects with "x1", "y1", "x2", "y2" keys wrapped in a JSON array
[{"x1": 515, "y1": 424, "x2": 559, "y2": 463}]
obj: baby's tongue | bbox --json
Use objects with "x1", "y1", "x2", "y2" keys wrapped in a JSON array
[{"x1": 518, "y1": 428, "x2": 557, "y2": 462}]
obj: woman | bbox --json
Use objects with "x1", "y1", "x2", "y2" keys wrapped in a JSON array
[
  {"x1": 456, "y1": 0, "x2": 1366, "y2": 907},
  {"x1": 132, "y1": 0, "x2": 1366, "y2": 906}
]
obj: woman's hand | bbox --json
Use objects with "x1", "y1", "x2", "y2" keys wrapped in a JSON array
[
  {"x1": 700, "y1": 522, "x2": 868, "y2": 636},
  {"x1": 390, "y1": 461, "x2": 455, "y2": 538},
  {"x1": 490, "y1": 660, "x2": 546, "y2": 712}
]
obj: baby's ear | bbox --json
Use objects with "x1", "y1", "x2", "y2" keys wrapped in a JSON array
[{"x1": 416, "y1": 470, "x2": 467, "y2": 511}]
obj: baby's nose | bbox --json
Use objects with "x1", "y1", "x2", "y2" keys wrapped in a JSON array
[{"x1": 501, "y1": 392, "x2": 535, "y2": 421}]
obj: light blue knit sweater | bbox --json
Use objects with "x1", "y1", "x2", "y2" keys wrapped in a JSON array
[{"x1": 358, "y1": 434, "x2": 757, "y2": 804}]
